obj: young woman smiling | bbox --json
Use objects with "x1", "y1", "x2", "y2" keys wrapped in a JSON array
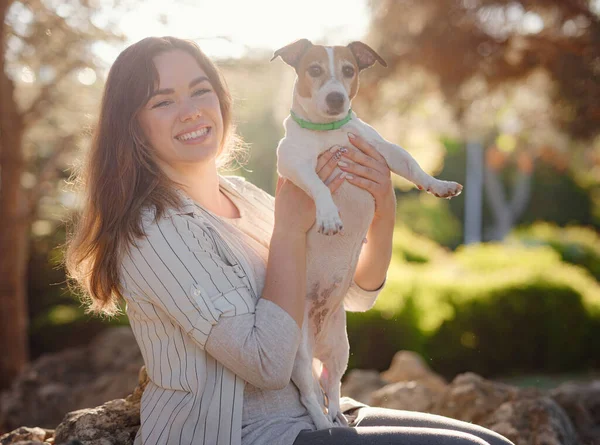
[{"x1": 66, "y1": 36, "x2": 513, "y2": 445}]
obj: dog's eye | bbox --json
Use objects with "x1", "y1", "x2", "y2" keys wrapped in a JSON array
[
  {"x1": 342, "y1": 66, "x2": 355, "y2": 78},
  {"x1": 308, "y1": 65, "x2": 323, "y2": 77}
]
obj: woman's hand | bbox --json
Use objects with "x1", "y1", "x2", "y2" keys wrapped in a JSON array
[
  {"x1": 274, "y1": 147, "x2": 347, "y2": 236},
  {"x1": 337, "y1": 133, "x2": 396, "y2": 223}
]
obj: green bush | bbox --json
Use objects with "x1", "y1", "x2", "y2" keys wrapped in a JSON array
[
  {"x1": 511, "y1": 222, "x2": 600, "y2": 280},
  {"x1": 27, "y1": 229, "x2": 129, "y2": 359},
  {"x1": 346, "y1": 297, "x2": 424, "y2": 372},
  {"x1": 346, "y1": 241, "x2": 600, "y2": 379},
  {"x1": 396, "y1": 192, "x2": 463, "y2": 248},
  {"x1": 391, "y1": 225, "x2": 450, "y2": 264}
]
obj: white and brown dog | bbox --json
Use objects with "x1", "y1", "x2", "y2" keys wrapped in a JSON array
[{"x1": 271, "y1": 39, "x2": 462, "y2": 429}]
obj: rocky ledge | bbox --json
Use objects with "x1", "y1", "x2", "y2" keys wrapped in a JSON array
[{"x1": 1, "y1": 329, "x2": 598, "y2": 445}]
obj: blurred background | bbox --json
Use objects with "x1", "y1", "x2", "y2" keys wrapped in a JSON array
[{"x1": 1, "y1": 0, "x2": 599, "y2": 397}]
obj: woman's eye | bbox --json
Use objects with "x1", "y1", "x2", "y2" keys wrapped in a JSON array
[
  {"x1": 193, "y1": 88, "x2": 211, "y2": 97},
  {"x1": 308, "y1": 65, "x2": 323, "y2": 77},
  {"x1": 152, "y1": 100, "x2": 171, "y2": 109},
  {"x1": 342, "y1": 66, "x2": 355, "y2": 78}
]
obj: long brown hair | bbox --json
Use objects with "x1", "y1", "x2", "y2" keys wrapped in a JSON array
[{"x1": 66, "y1": 36, "x2": 237, "y2": 316}]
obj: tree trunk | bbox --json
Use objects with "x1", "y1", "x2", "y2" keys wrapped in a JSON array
[
  {"x1": 0, "y1": 0, "x2": 30, "y2": 390},
  {"x1": 483, "y1": 166, "x2": 532, "y2": 241}
]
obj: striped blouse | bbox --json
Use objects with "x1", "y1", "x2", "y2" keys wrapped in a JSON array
[{"x1": 121, "y1": 176, "x2": 381, "y2": 445}]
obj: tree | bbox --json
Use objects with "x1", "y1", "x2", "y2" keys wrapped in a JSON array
[
  {"x1": 359, "y1": 0, "x2": 600, "y2": 240},
  {"x1": 0, "y1": 0, "x2": 123, "y2": 390}
]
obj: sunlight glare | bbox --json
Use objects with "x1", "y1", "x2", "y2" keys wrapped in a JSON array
[
  {"x1": 77, "y1": 67, "x2": 97, "y2": 85},
  {"x1": 20, "y1": 66, "x2": 35, "y2": 83},
  {"x1": 521, "y1": 12, "x2": 544, "y2": 34},
  {"x1": 109, "y1": 0, "x2": 370, "y2": 60}
]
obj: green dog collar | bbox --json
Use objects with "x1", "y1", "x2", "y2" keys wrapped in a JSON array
[{"x1": 290, "y1": 109, "x2": 353, "y2": 131}]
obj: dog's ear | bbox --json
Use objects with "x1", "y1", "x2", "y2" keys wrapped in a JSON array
[
  {"x1": 347, "y1": 41, "x2": 387, "y2": 71},
  {"x1": 271, "y1": 39, "x2": 313, "y2": 68}
]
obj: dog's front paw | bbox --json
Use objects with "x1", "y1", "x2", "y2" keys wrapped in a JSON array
[
  {"x1": 423, "y1": 180, "x2": 463, "y2": 199},
  {"x1": 316, "y1": 206, "x2": 344, "y2": 235}
]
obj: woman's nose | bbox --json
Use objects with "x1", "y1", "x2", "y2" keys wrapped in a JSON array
[{"x1": 180, "y1": 100, "x2": 201, "y2": 122}]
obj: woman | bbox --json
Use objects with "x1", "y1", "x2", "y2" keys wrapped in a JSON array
[{"x1": 66, "y1": 36, "x2": 513, "y2": 445}]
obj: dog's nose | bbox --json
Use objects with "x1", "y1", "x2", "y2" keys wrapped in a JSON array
[{"x1": 326, "y1": 92, "x2": 345, "y2": 110}]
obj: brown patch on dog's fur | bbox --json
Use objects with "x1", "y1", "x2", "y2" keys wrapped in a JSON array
[{"x1": 308, "y1": 275, "x2": 343, "y2": 336}]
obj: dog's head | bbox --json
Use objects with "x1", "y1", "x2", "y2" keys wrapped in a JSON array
[{"x1": 271, "y1": 39, "x2": 387, "y2": 121}]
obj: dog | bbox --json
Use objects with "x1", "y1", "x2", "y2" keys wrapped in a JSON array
[{"x1": 271, "y1": 39, "x2": 462, "y2": 429}]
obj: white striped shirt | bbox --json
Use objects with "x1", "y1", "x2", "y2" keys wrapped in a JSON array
[{"x1": 121, "y1": 176, "x2": 381, "y2": 445}]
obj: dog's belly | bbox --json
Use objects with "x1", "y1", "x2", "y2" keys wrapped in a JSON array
[{"x1": 305, "y1": 176, "x2": 374, "y2": 339}]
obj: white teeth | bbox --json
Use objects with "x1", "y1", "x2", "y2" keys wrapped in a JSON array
[{"x1": 177, "y1": 127, "x2": 209, "y2": 141}]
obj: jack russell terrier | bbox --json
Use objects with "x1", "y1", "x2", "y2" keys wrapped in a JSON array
[{"x1": 271, "y1": 39, "x2": 462, "y2": 430}]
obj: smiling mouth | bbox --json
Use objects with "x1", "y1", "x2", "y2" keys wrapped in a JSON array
[{"x1": 175, "y1": 127, "x2": 211, "y2": 142}]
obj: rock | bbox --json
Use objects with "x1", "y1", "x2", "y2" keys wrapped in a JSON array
[
  {"x1": 2, "y1": 340, "x2": 596, "y2": 445},
  {"x1": 2, "y1": 442, "x2": 46, "y2": 445},
  {"x1": 52, "y1": 367, "x2": 147, "y2": 445},
  {"x1": 341, "y1": 369, "x2": 386, "y2": 405},
  {"x1": 370, "y1": 381, "x2": 438, "y2": 412},
  {"x1": 0, "y1": 427, "x2": 52, "y2": 445},
  {"x1": 432, "y1": 373, "x2": 523, "y2": 423},
  {"x1": 550, "y1": 380, "x2": 600, "y2": 444},
  {"x1": 485, "y1": 397, "x2": 580, "y2": 445},
  {"x1": 380, "y1": 350, "x2": 448, "y2": 392},
  {"x1": 432, "y1": 373, "x2": 581, "y2": 445},
  {"x1": 53, "y1": 399, "x2": 139, "y2": 445},
  {"x1": 0, "y1": 327, "x2": 143, "y2": 432}
]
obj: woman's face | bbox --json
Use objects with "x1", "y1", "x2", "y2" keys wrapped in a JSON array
[{"x1": 138, "y1": 49, "x2": 224, "y2": 175}]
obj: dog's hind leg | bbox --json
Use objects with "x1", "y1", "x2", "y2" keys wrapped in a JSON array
[
  {"x1": 316, "y1": 307, "x2": 350, "y2": 426},
  {"x1": 291, "y1": 321, "x2": 333, "y2": 430}
]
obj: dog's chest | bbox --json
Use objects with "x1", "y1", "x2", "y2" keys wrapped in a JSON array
[
  {"x1": 282, "y1": 119, "x2": 378, "y2": 337},
  {"x1": 307, "y1": 120, "x2": 368, "y2": 155}
]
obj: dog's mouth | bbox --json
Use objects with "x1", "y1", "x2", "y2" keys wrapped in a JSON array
[{"x1": 326, "y1": 108, "x2": 345, "y2": 116}]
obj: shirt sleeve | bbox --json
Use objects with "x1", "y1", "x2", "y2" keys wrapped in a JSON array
[
  {"x1": 122, "y1": 212, "x2": 301, "y2": 389},
  {"x1": 206, "y1": 298, "x2": 301, "y2": 390},
  {"x1": 343, "y1": 279, "x2": 385, "y2": 312}
]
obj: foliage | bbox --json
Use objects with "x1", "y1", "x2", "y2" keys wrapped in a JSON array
[
  {"x1": 391, "y1": 224, "x2": 450, "y2": 263},
  {"x1": 396, "y1": 191, "x2": 463, "y2": 248},
  {"x1": 437, "y1": 140, "x2": 598, "y2": 238},
  {"x1": 511, "y1": 222, "x2": 600, "y2": 280},
  {"x1": 364, "y1": 0, "x2": 600, "y2": 141},
  {"x1": 25, "y1": 216, "x2": 600, "y2": 379},
  {"x1": 347, "y1": 232, "x2": 600, "y2": 378},
  {"x1": 27, "y1": 225, "x2": 127, "y2": 359},
  {"x1": 357, "y1": 0, "x2": 600, "y2": 233},
  {"x1": 0, "y1": 0, "x2": 127, "y2": 388},
  {"x1": 219, "y1": 57, "x2": 289, "y2": 194}
]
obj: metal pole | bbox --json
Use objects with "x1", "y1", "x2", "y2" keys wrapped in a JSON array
[{"x1": 464, "y1": 140, "x2": 483, "y2": 244}]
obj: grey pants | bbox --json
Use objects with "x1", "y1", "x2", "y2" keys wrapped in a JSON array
[{"x1": 293, "y1": 407, "x2": 514, "y2": 445}]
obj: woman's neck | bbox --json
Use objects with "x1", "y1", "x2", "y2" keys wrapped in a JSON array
[{"x1": 161, "y1": 160, "x2": 238, "y2": 218}]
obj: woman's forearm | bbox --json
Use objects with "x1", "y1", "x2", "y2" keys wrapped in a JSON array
[
  {"x1": 353, "y1": 215, "x2": 395, "y2": 291},
  {"x1": 261, "y1": 227, "x2": 307, "y2": 327}
]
